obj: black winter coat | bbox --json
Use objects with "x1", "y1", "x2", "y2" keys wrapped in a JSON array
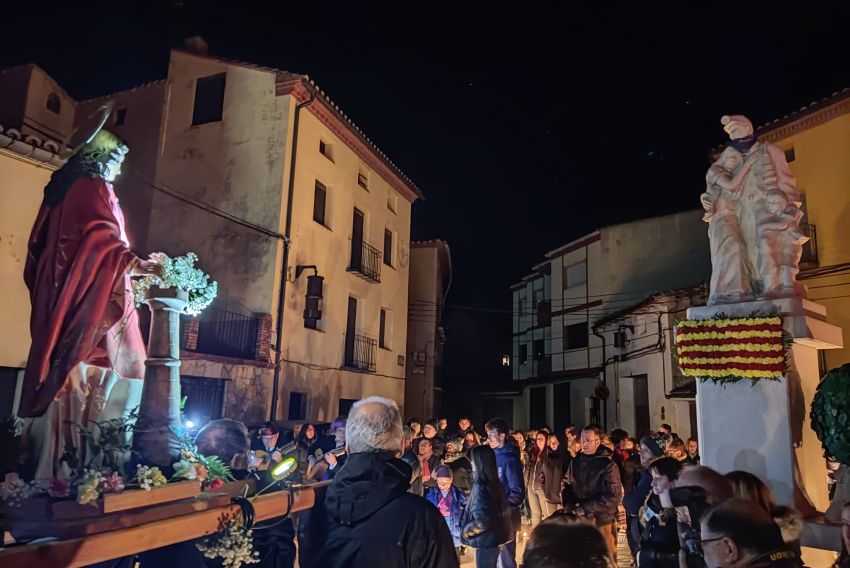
[
  {"x1": 538, "y1": 448, "x2": 567, "y2": 504},
  {"x1": 460, "y1": 479, "x2": 512, "y2": 550},
  {"x1": 560, "y1": 446, "x2": 623, "y2": 525},
  {"x1": 446, "y1": 454, "x2": 472, "y2": 494},
  {"x1": 309, "y1": 452, "x2": 459, "y2": 568}
]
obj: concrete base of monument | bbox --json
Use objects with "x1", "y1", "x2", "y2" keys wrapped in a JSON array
[{"x1": 689, "y1": 296, "x2": 844, "y2": 552}]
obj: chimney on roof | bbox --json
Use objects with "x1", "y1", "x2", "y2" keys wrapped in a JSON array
[{"x1": 184, "y1": 36, "x2": 209, "y2": 54}]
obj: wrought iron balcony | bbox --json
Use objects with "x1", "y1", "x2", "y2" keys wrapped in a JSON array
[
  {"x1": 348, "y1": 240, "x2": 382, "y2": 283},
  {"x1": 343, "y1": 332, "x2": 377, "y2": 372},
  {"x1": 186, "y1": 308, "x2": 260, "y2": 360},
  {"x1": 800, "y1": 222, "x2": 818, "y2": 268}
]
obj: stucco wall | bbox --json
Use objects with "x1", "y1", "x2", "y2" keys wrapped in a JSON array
[
  {"x1": 0, "y1": 151, "x2": 54, "y2": 368},
  {"x1": 278, "y1": 101, "x2": 412, "y2": 414},
  {"x1": 77, "y1": 83, "x2": 166, "y2": 253},
  {"x1": 149, "y1": 50, "x2": 290, "y2": 316},
  {"x1": 772, "y1": 113, "x2": 850, "y2": 370}
]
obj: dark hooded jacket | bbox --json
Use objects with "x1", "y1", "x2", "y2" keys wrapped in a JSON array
[
  {"x1": 538, "y1": 447, "x2": 568, "y2": 504},
  {"x1": 560, "y1": 445, "x2": 623, "y2": 525},
  {"x1": 460, "y1": 468, "x2": 512, "y2": 550},
  {"x1": 311, "y1": 452, "x2": 459, "y2": 568}
]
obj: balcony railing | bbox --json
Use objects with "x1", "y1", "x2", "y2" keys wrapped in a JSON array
[
  {"x1": 533, "y1": 354, "x2": 551, "y2": 378},
  {"x1": 348, "y1": 240, "x2": 382, "y2": 283},
  {"x1": 344, "y1": 332, "x2": 377, "y2": 372},
  {"x1": 800, "y1": 222, "x2": 818, "y2": 268},
  {"x1": 192, "y1": 308, "x2": 259, "y2": 360}
]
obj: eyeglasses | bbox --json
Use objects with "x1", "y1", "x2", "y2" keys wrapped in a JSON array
[{"x1": 700, "y1": 535, "x2": 728, "y2": 547}]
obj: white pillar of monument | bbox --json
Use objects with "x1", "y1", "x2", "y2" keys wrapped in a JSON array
[{"x1": 690, "y1": 296, "x2": 843, "y2": 555}]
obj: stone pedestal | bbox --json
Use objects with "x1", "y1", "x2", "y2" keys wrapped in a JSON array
[
  {"x1": 690, "y1": 297, "x2": 842, "y2": 516},
  {"x1": 132, "y1": 287, "x2": 187, "y2": 468}
]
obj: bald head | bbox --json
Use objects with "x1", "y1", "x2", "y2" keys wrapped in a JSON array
[
  {"x1": 346, "y1": 396, "x2": 404, "y2": 454},
  {"x1": 677, "y1": 466, "x2": 733, "y2": 504}
]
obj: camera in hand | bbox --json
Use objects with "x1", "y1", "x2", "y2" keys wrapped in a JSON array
[{"x1": 637, "y1": 486, "x2": 711, "y2": 568}]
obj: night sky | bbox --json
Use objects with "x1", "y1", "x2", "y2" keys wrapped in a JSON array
[{"x1": 4, "y1": 1, "x2": 850, "y2": 389}]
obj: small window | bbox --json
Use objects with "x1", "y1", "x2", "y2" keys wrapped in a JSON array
[
  {"x1": 192, "y1": 73, "x2": 226, "y2": 126},
  {"x1": 313, "y1": 181, "x2": 327, "y2": 226},
  {"x1": 288, "y1": 392, "x2": 307, "y2": 420},
  {"x1": 519, "y1": 344, "x2": 528, "y2": 365},
  {"x1": 319, "y1": 140, "x2": 334, "y2": 162},
  {"x1": 115, "y1": 108, "x2": 127, "y2": 126},
  {"x1": 357, "y1": 168, "x2": 369, "y2": 190},
  {"x1": 564, "y1": 322, "x2": 589, "y2": 350},
  {"x1": 379, "y1": 309, "x2": 392, "y2": 349},
  {"x1": 784, "y1": 147, "x2": 796, "y2": 163},
  {"x1": 387, "y1": 192, "x2": 398, "y2": 213},
  {"x1": 46, "y1": 93, "x2": 61, "y2": 114},
  {"x1": 563, "y1": 262, "x2": 587, "y2": 288},
  {"x1": 383, "y1": 229, "x2": 393, "y2": 266}
]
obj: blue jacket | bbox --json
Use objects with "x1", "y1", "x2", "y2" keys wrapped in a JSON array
[
  {"x1": 493, "y1": 444, "x2": 525, "y2": 510},
  {"x1": 426, "y1": 485, "x2": 467, "y2": 544}
]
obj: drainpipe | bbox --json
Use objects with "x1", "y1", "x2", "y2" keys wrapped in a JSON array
[
  {"x1": 592, "y1": 326, "x2": 608, "y2": 430},
  {"x1": 269, "y1": 90, "x2": 315, "y2": 422}
]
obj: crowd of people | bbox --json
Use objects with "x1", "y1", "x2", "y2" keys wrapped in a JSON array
[{"x1": 98, "y1": 404, "x2": 850, "y2": 568}]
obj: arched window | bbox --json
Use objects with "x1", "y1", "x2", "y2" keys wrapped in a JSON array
[{"x1": 46, "y1": 92, "x2": 61, "y2": 114}]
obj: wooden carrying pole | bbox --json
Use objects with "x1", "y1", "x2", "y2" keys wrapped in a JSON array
[{"x1": 0, "y1": 484, "x2": 321, "y2": 568}]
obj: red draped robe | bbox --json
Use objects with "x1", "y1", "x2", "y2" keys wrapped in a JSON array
[{"x1": 21, "y1": 176, "x2": 146, "y2": 418}]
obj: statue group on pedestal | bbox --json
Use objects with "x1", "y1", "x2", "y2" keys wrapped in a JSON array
[
  {"x1": 701, "y1": 115, "x2": 808, "y2": 306},
  {"x1": 21, "y1": 105, "x2": 163, "y2": 479}
]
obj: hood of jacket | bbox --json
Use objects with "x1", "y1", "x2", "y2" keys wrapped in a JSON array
[
  {"x1": 325, "y1": 452, "x2": 412, "y2": 525},
  {"x1": 773, "y1": 506, "x2": 803, "y2": 543},
  {"x1": 579, "y1": 445, "x2": 614, "y2": 460}
]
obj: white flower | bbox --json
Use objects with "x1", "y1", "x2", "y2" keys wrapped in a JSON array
[{"x1": 172, "y1": 459, "x2": 198, "y2": 480}]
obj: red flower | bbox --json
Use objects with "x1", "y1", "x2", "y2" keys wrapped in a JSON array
[
  {"x1": 48, "y1": 478, "x2": 71, "y2": 498},
  {"x1": 206, "y1": 478, "x2": 224, "y2": 490}
]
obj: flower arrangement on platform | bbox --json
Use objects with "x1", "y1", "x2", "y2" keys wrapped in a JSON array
[
  {"x1": 196, "y1": 513, "x2": 260, "y2": 568},
  {"x1": 75, "y1": 468, "x2": 128, "y2": 505},
  {"x1": 134, "y1": 464, "x2": 167, "y2": 491},
  {"x1": 0, "y1": 473, "x2": 43, "y2": 507},
  {"x1": 172, "y1": 434, "x2": 234, "y2": 490},
  {"x1": 131, "y1": 252, "x2": 217, "y2": 315},
  {"x1": 675, "y1": 315, "x2": 787, "y2": 384}
]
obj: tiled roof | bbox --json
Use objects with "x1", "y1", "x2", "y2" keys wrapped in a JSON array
[
  {"x1": 756, "y1": 87, "x2": 850, "y2": 135},
  {"x1": 0, "y1": 124, "x2": 64, "y2": 167},
  {"x1": 78, "y1": 79, "x2": 167, "y2": 104},
  {"x1": 592, "y1": 283, "x2": 707, "y2": 328}
]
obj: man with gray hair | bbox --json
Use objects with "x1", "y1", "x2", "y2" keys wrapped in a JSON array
[{"x1": 309, "y1": 396, "x2": 458, "y2": 568}]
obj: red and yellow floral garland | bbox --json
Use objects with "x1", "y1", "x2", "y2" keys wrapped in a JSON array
[{"x1": 674, "y1": 316, "x2": 785, "y2": 382}]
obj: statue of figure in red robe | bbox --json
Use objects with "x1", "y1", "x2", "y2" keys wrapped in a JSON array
[{"x1": 21, "y1": 124, "x2": 163, "y2": 479}]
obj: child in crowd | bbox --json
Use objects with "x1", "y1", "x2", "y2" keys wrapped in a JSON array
[{"x1": 426, "y1": 465, "x2": 467, "y2": 560}]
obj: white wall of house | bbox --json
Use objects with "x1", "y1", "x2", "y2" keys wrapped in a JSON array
[
  {"x1": 0, "y1": 149, "x2": 55, "y2": 369},
  {"x1": 511, "y1": 210, "x2": 710, "y2": 431}
]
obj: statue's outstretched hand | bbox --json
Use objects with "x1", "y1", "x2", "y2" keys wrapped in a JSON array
[{"x1": 130, "y1": 259, "x2": 165, "y2": 278}]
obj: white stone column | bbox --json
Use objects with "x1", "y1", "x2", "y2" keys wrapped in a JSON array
[
  {"x1": 132, "y1": 286, "x2": 187, "y2": 467},
  {"x1": 690, "y1": 297, "x2": 842, "y2": 514}
]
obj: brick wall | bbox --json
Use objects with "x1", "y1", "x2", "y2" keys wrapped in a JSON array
[{"x1": 254, "y1": 312, "x2": 272, "y2": 362}]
